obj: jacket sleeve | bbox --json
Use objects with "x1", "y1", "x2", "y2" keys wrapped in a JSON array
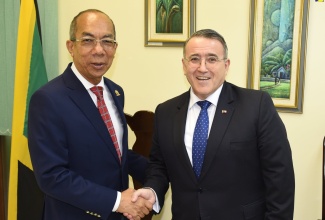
[
  {"x1": 257, "y1": 92, "x2": 295, "y2": 219},
  {"x1": 28, "y1": 88, "x2": 118, "y2": 219},
  {"x1": 143, "y1": 104, "x2": 170, "y2": 212}
]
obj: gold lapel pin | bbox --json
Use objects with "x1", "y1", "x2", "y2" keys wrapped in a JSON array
[
  {"x1": 221, "y1": 110, "x2": 227, "y2": 114},
  {"x1": 115, "y1": 90, "x2": 120, "y2": 96}
]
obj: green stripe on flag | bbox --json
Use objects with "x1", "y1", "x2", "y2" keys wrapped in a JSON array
[{"x1": 23, "y1": 23, "x2": 48, "y2": 137}]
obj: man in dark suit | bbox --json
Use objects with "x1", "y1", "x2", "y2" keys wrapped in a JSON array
[
  {"x1": 130, "y1": 29, "x2": 295, "y2": 220},
  {"x1": 28, "y1": 9, "x2": 152, "y2": 220}
]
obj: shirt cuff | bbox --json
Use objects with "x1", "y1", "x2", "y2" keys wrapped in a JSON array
[
  {"x1": 112, "y1": 191, "x2": 121, "y2": 212},
  {"x1": 143, "y1": 187, "x2": 160, "y2": 212}
]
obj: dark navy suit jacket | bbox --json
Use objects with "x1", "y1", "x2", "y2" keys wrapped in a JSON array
[
  {"x1": 28, "y1": 63, "x2": 147, "y2": 220},
  {"x1": 145, "y1": 81, "x2": 295, "y2": 220}
]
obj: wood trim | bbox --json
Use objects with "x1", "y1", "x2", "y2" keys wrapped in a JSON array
[{"x1": 0, "y1": 136, "x2": 5, "y2": 220}]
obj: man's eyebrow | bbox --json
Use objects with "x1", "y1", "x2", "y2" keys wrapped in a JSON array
[
  {"x1": 102, "y1": 34, "x2": 115, "y2": 39},
  {"x1": 205, "y1": 53, "x2": 218, "y2": 57},
  {"x1": 188, "y1": 53, "x2": 200, "y2": 57},
  {"x1": 80, "y1": 32, "x2": 95, "y2": 37},
  {"x1": 80, "y1": 32, "x2": 114, "y2": 39},
  {"x1": 188, "y1": 53, "x2": 218, "y2": 57}
]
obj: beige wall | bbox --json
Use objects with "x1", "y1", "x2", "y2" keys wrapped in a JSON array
[{"x1": 58, "y1": 1, "x2": 325, "y2": 219}]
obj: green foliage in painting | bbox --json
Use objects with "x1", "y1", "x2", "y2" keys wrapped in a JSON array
[{"x1": 156, "y1": 0, "x2": 183, "y2": 33}]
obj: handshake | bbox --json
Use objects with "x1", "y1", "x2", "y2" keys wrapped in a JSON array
[{"x1": 117, "y1": 188, "x2": 156, "y2": 220}]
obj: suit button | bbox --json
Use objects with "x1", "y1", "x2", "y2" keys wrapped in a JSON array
[{"x1": 198, "y1": 188, "x2": 203, "y2": 193}]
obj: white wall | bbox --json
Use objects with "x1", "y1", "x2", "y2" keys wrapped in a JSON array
[{"x1": 58, "y1": 1, "x2": 325, "y2": 219}]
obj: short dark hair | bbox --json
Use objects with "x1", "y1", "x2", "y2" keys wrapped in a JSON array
[
  {"x1": 69, "y1": 9, "x2": 116, "y2": 41},
  {"x1": 183, "y1": 29, "x2": 228, "y2": 58}
]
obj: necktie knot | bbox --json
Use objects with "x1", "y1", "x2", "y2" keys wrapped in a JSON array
[
  {"x1": 90, "y1": 86, "x2": 104, "y2": 99},
  {"x1": 197, "y1": 100, "x2": 211, "y2": 110}
]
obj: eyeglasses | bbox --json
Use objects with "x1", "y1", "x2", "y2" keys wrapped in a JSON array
[
  {"x1": 72, "y1": 37, "x2": 117, "y2": 50},
  {"x1": 184, "y1": 55, "x2": 227, "y2": 67}
]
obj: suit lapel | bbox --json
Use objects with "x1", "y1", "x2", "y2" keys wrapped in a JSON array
[
  {"x1": 104, "y1": 78, "x2": 128, "y2": 164},
  {"x1": 200, "y1": 82, "x2": 236, "y2": 180},
  {"x1": 173, "y1": 91, "x2": 198, "y2": 183},
  {"x1": 62, "y1": 65, "x2": 122, "y2": 164}
]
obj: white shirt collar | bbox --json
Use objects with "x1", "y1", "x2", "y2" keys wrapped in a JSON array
[
  {"x1": 188, "y1": 84, "x2": 224, "y2": 109},
  {"x1": 71, "y1": 63, "x2": 105, "y2": 89}
]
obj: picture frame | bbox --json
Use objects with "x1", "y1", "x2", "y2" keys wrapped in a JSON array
[
  {"x1": 145, "y1": 0, "x2": 196, "y2": 47},
  {"x1": 247, "y1": 0, "x2": 309, "y2": 113}
]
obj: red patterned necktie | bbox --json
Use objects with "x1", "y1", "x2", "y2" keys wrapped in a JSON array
[{"x1": 90, "y1": 86, "x2": 122, "y2": 163}]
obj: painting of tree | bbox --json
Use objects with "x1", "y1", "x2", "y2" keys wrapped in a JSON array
[{"x1": 259, "y1": 0, "x2": 295, "y2": 99}]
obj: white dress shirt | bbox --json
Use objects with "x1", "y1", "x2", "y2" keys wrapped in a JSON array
[{"x1": 184, "y1": 85, "x2": 222, "y2": 165}]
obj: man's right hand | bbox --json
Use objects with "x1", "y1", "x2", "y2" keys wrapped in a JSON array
[
  {"x1": 123, "y1": 188, "x2": 156, "y2": 220},
  {"x1": 131, "y1": 188, "x2": 156, "y2": 204},
  {"x1": 116, "y1": 188, "x2": 153, "y2": 220}
]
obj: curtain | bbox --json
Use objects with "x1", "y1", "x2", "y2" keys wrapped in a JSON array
[{"x1": 0, "y1": 0, "x2": 58, "y2": 136}]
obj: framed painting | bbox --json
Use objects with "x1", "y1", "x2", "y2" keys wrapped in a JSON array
[
  {"x1": 145, "y1": 0, "x2": 196, "y2": 47},
  {"x1": 247, "y1": 0, "x2": 309, "y2": 113}
]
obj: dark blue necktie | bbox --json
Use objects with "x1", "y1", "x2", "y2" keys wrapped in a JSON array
[{"x1": 192, "y1": 100, "x2": 211, "y2": 179}]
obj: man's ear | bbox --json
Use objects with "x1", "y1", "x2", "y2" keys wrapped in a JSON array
[
  {"x1": 66, "y1": 40, "x2": 74, "y2": 57},
  {"x1": 182, "y1": 58, "x2": 187, "y2": 75}
]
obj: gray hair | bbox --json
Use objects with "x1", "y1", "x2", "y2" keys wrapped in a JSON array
[{"x1": 183, "y1": 29, "x2": 228, "y2": 58}]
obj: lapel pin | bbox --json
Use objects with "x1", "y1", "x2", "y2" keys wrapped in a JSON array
[
  {"x1": 221, "y1": 110, "x2": 227, "y2": 114},
  {"x1": 115, "y1": 90, "x2": 120, "y2": 96}
]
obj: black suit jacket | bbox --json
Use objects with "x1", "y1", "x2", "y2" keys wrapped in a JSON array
[
  {"x1": 145, "y1": 81, "x2": 295, "y2": 220},
  {"x1": 28, "y1": 63, "x2": 147, "y2": 220}
]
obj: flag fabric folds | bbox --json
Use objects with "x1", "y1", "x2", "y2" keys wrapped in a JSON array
[{"x1": 8, "y1": 0, "x2": 48, "y2": 219}]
